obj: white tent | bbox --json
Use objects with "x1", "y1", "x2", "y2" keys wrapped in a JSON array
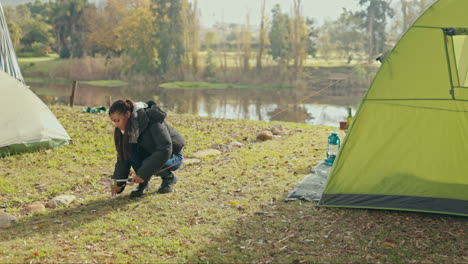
[{"x1": 0, "y1": 3, "x2": 70, "y2": 156}]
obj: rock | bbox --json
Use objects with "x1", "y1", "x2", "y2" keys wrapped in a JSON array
[
  {"x1": 257, "y1": 131, "x2": 274, "y2": 141},
  {"x1": 183, "y1": 158, "x2": 202, "y2": 165},
  {"x1": 25, "y1": 202, "x2": 46, "y2": 214},
  {"x1": 193, "y1": 149, "x2": 222, "y2": 158},
  {"x1": 211, "y1": 143, "x2": 232, "y2": 152},
  {"x1": 47, "y1": 195, "x2": 77, "y2": 209},
  {"x1": 270, "y1": 125, "x2": 286, "y2": 135},
  {"x1": 0, "y1": 211, "x2": 18, "y2": 229},
  {"x1": 228, "y1": 141, "x2": 244, "y2": 148}
]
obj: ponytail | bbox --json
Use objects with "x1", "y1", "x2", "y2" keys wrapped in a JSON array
[{"x1": 109, "y1": 100, "x2": 134, "y2": 160}]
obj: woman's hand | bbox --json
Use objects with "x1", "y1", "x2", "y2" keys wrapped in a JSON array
[
  {"x1": 132, "y1": 175, "x2": 144, "y2": 184},
  {"x1": 111, "y1": 183, "x2": 126, "y2": 197}
]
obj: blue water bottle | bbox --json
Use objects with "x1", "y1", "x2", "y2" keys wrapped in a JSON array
[{"x1": 325, "y1": 131, "x2": 340, "y2": 166}]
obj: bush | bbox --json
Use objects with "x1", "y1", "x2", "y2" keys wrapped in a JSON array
[
  {"x1": 59, "y1": 46, "x2": 71, "y2": 59},
  {"x1": 31, "y1": 42, "x2": 50, "y2": 56},
  {"x1": 204, "y1": 49, "x2": 217, "y2": 79}
]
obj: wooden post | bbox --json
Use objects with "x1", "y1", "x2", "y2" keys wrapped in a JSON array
[
  {"x1": 70, "y1": 80, "x2": 78, "y2": 107},
  {"x1": 107, "y1": 95, "x2": 112, "y2": 108}
]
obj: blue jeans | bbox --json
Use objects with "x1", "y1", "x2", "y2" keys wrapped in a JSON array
[{"x1": 128, "y1": 144, "x2": 183, "y2": 178}]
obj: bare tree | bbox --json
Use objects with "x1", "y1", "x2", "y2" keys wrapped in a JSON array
[
  {"x1": 241, "y1": 14, "x2": 252, "y2": 72},
  {"x1": 289, "y1": 0, "x2": 308, "y2": 72},
  {"x1": 256, "y1": 0, "x2": 267, "y2": 70}
]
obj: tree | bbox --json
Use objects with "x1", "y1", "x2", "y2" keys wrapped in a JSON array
[
  {"x1": 397, "y1": 0, "x2": 437, "y2": 34},
  {"x1": 181, "y1": 0, "x2": 200, "y2": 75},
  {"x1": 152, "y1": 0, "x2": 185, "y2": 75},
  {"x1": 21, "y1": 21, "x2": 54, "y2": 54},
  {"x1": 204, "y1": 32, "x2": 217, "y2": 50},
  {"x1": 316, "y1": 20, "x2": 336, "y2": 62},
  {"x1": 7, "y1": 22, "x2": 22, "y2": 49},
  {"x1": 116, "y1": 1, "x2": 158, "y2": 74},
  {"x1": 4, "y1": 5, "x2": 33, "y2": 51},
  {"x1": 305, "y1": 18, "x2": 317, "y2": 57},
  {"x1": 256, "y1": 0, "x2": 268, "y2": 70},
  {"x1": 204, "y1": 49, "x2": 216, "y2": 79},
  {"x1": 49, "y1": 0, "x2": 92, "y2": 58},
  {"x1": 84, "y1": 0, "x2": 125, "y2": 56},
  {"x1": 289, "y1": 0, "x2": 309, "y2": 71},
  {"x1": 328, "y1": 10, "x2": 366, "y2": 60},
  {"x1": 240, "y1": 14, "x2": 252, "y2": 72},
  {"x1": 357, "y1": 0, "x2": 394, "y2": 61},
  {"x1": 268, "y1": 4, "x2": 290, "y2": 64}
]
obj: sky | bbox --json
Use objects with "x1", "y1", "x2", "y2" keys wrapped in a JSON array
[{"x1": 193, "y1": 0, "x2": 361, "y2": 27}]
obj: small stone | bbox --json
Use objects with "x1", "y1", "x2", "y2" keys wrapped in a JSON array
[
  {"x1": 47, "y1": 195, "x2": 77, "y2": 209},
  {"x1": 192, "y1": 149, "x2": 222, "y2": 158},
  {"x1": 211, "y1": 143, "x2": 232, "y2": 152},
  {"x1": 257, "y1": 131, "x2": 274, "y2": 141},
  {"x1": 25, "y1": 202, "x2": 46, "y2": 214},
  {"x1": 228, "y1": 141, "x2": 244, "y2": 148},
  {"x1": 270, "y1": 125, "x2": 285, "y2": 135},
  {"x1": 183, "y1": 158, "x2": 202, "y2": 165},
  {"x1": 0, "y1": 211, "x2": 18, "y2": 229}
]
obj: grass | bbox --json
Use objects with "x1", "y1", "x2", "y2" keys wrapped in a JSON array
[
  {"x1": 160, "y1": 81, "x2": 293, "y2": 89},
  {"x1": 80, "y1": 80, "x2": 128, "y2": 87},
  {"x1": 18, "y1": 53, "x2": 59, "y2": 63},
  {"x1": 0, "y1": 106, "x2": 466, "y2": 263},
  {"x1": 25, "y1": 78, "x2": 128, "y2": 87},
  {"x1": 25, "y1": 77, "x2": 71, "y2": 84}
]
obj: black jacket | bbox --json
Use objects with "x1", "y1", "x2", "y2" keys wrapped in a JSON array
[{"x1": 113, "y1": 104, "x2": 185, "y2": 181}]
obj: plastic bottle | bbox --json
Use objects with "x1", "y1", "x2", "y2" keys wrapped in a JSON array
[{"x1": 325, "y1": 131, "x2": 341, "y2": 166}]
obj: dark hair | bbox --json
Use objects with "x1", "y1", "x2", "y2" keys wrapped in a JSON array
[{"x1": 109, "y1": 100, "x2": 134, "y2": 160}]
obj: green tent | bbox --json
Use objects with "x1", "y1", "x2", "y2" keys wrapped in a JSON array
[{"x1": 319, "y1": 0, "x2": 468, "y2": 217}]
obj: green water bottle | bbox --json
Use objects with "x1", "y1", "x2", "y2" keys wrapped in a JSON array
[
  {"x1": 325, "y1": 131, "x2": 340, "y2": 166},
  {"x1": 346, "y1": 107, "x2": 353, "y2": 129}
]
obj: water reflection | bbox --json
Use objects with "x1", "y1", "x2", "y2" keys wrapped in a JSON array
[{"x1": 29, "y1": 82, "x2": 362, "y2": 127}]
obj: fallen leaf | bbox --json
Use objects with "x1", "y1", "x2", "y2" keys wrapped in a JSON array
[{"x1": 383, "y1": 242, "x2": 396, "y2": 247}]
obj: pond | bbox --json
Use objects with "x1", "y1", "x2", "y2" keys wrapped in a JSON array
[{"x1": 29, "y1": 81, "x2": 365, "y2": 127}]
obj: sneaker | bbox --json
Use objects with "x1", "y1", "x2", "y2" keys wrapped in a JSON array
[
  {"x1": 157, "y1": 172, "x2": 177, "y2": 194},
  {"x1": 130, "y1": 180, "x2": 150, "y2": 198}
]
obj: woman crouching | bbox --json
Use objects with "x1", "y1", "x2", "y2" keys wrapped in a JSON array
[{"x1": 109, "y1": 100, "x2": 184, "y2": 197}]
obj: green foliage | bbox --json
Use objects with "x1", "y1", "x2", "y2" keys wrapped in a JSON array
[
  {"x1": 305, "y1": 18, "x2": 317, "y2": 57},
  {"x1": 119, "y1": 6, "x2": 159, "y2": 76},
  {"x1": 21, "y1": 21, "x2": 54, "y2": 54},
  {"x1": 268, "y1": 4, "x2": 290, "y2": 62},
  {"x1": 204, "y1": 49, "x2": 216, "y2": 79},
  {"x1": 152, "y1": 0, "x2": 185, "y2": 75},
  {"x1": 81, "y1": 80, "x2": 128, "y2": 87},
  {"x1": 326, "y1": 10, "x2": 366, "y2": 58},
  {"x1": 7, "y1": 21, "x2": 22, "y2": 48},
  {"x1": 31, "y1": 42, "x2": 49, "y2": 56},
  {"x1": 59, "y1": 46, "x2": 71, "y2": 59},
  {"x1": 49, "y1": 0, "x2": 92, "y2": 58}
]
